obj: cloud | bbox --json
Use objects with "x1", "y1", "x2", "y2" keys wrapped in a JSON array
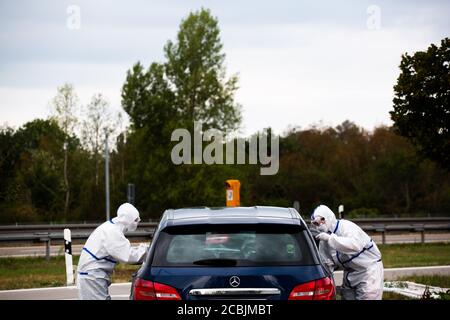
[
  {"x1": 1, "y1": 0, "x2": 449, "y2": 134},
  {"x1": 225, "y1": 22, "x2": 444, "y2": 135}
]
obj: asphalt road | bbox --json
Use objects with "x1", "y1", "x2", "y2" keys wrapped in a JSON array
[
  {"x1": 370, "y1": 232, "x2": 450, "y2": 244},
  {"x1": 0, "y1": 266, "x2": 449, "y2": 300},
  {"x1": 1, "y1": 233, "x2": 449, "y2": 258},
  {"x1": 0, "y1": 241, "x2": 147, "y2": 258},
  {"x1": 0, "y1": 282, "x2": 131, "y2": 300},
  {"x1": 0, "y1": 244, "x2": 85, "y2": 258}
]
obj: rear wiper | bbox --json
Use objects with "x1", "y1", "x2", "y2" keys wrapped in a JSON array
[{"x1": 192, "y1": 258, "x2": 237, "y2": 266}]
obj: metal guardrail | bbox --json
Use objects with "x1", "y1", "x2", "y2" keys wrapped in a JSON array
[
  {"x1": 0, "y1": 219, "x2": 449, "y2": 259},
  {"x1": 1, "y1": 217, "x2": 449, "y2": 231},
  {"x1": 352, "y1": 217, "x2": 450, "y2": 223},
  {"x1": 1, "y1": 220, "x2": 450, "y2": 242},
  {"x1": 0, "y1": 230, "x2": 154, "y2": 242},
  {"x1": 363, "y1": 224, "x2": 450, "y2": 244},
  {"x1": 0, "y1": 222, "x2": 158, "y2": 232},
  {"x1": 308, "y1": 224, "x2": 450, "y2": 244},
  {"x1": 0, "y1": 230, "x2": 155, "y2": 259}
]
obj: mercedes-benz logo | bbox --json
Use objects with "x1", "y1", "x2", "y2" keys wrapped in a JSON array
[{"x1": 229, "y1": 276, "x2": 240, "y2": 288}]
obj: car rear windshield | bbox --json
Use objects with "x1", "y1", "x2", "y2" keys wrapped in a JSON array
[{"x1": 151, "y1": 224, "x2": 315, "y2": 267}]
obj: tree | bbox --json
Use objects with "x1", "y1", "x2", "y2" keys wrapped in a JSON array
[
  {"x1": 123, "y1": 9, "x2": 242, "y2": 133},
  {"x1": 391, "y1": 38, "x2": 450, "y2": 170},
  {"x1": 122, "y1": 63, "x2": 176, "y2": 132},
  {"x1": 51, "y1": 83, "x2": 79, "y2": 137},
  {"x1": 164, "y1": 8, "x2": 242, "y2": 131},
  {"x1": 7, "y1": 119, "x2": 69, "y2": 222},
  {"x1": 81, "y1": 93, "x2": 116, "y2": 186},
  {"x1": 121, "y1": 9, "x2": 243, "y2": 216},
  {"x1": 50, "y1": 83, "x2": 80, "y2": 218},
  {"x1": 0, "y1": 127, "x2": 21, "y2": 214},
  {"x1": 362, "y1": 127, "x2": 422, "y2": 214}
]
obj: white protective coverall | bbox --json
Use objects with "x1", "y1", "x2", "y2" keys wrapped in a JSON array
[
  {"x1": 77, "y1": 203, "x2": 149, "y2": 300},
  {"x1": 311, "y1": 205, "x2": 384, "y2": 300}
]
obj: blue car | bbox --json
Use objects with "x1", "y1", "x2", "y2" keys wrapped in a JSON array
[{"x1": 131, "y1": 206, "x2": 335, "y2": 300}]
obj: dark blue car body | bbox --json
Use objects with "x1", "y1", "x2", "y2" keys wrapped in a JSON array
[{"x1": 131, "y1": 206, "x2": 334, "y2": 300}]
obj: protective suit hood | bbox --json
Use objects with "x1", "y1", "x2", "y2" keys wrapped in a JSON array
[
  {"x1": 311, "y1": 205, "x2": 338, "y2": 233},
  {"x1": 112, "y1": 203, "x2": 140, "y2": 232}
]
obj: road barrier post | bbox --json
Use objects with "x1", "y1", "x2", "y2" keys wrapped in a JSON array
[
  {"x1": 414, "y1": 225, "x2": 425, "y2": 243},
  {"x1": 46, "y1": 237, "x2": 50, "y2": 260},
  {"x1": 64, "y1": 228, "x2": 74, "y2": 285},
  {"x1": 375, "y1": 226, "x2": 386, "y2": 244},
  {"x1": 36, "y1": 232, "x2": 51, "y2": 260}
]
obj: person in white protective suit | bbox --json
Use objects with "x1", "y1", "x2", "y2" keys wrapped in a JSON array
[
  {"x1": 77, "y1": 203, "x2": 149, "y2": 300},
  {"x1": 311, "y1": 205, "x2": 384, "y2": 300}
]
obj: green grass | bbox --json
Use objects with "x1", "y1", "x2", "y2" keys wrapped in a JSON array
[
  {"x1": 337, "y1": 290, "x2": 416, "y2": 300},
  {"x1": 379, "y1": 243, "x2": 450, "y2": 268},
  {"x1": 0, "y1": 255, "x2": 140, "y2": 290},
  {"x1": 396, "y1": 275, "x2": 450, "y2": 288},
  {"x1": 0, "y1": 256, "x2": 67, "y2": 289},
  {"x1": 0, "y1": 242, "x2": 449, "y2": 291},
  {"x1": 382, "y1": 292, "x2": 412, "y2": 300}
]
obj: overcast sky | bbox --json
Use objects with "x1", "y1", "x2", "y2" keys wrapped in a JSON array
[{"x1": 1, "y1": 0, "x2": 449, "y2": 136}]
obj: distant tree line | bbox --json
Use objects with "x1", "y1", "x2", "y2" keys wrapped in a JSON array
[
  {"x1": 0, "y1": 10, "x2": 448, "y2": 223},
  {"x1": 1, "y1": 117, "x2": 449, "y2": 223}
]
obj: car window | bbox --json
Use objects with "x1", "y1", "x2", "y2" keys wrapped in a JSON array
[{"x1": 152, "y1": 224, "x2": 314, "y2": 267}]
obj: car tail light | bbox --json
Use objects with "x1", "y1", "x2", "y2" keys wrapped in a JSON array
[
  {"x1": 288, "y1": 277, "x2": 335, "y2": 300},
  {"x1": 134, "y1": 278, "x2": 181, "y2": 300},
  {"x1": 313, "y1": 277, "x2": 335, "y2": 300},
  {"x1": 134, "y1": 278, "x2": 156, "y2": 300},
  {"x1": 154, "y1": 282, "x2": 182, "y2": 300}
]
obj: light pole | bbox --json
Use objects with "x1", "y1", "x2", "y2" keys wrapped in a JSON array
[
  {"x1": 63, "y1": 141, "x2": 69, "y2": 219},
  {"x1": 127, "y1": 183, "x2": 135, "y2": 205},
  {"x1": 293, "y1": 200, "x2": 300, "y2": 213},
  {"x1": 105, "y1": 129, "x2": 110, "y2": 221}
]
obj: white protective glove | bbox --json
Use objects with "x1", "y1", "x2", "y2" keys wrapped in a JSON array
[
  {"x1": 316, "y1": 232, "x2": 331, "y2": 242},
  {"x1": 137, "y1": 243, "x2": 150, "y2": 262},
  {"x1": 138, "y1": 243, "x2": 150, "y2": 250}
]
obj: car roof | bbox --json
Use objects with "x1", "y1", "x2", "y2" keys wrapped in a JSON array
[{"x1": 158, "y1": 206, "x2": 305, "y2": 229}]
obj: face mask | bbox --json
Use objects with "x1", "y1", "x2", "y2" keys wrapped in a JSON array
[
  {"x1": 128, "y1": 220, "x2": 139, "y2": 232},
  {"x1": 317, "y1": 224, "x2": 328, "y2": 233},
  {"x1": 312, "y1": 216, "x2": 328, "y2": 233}
]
